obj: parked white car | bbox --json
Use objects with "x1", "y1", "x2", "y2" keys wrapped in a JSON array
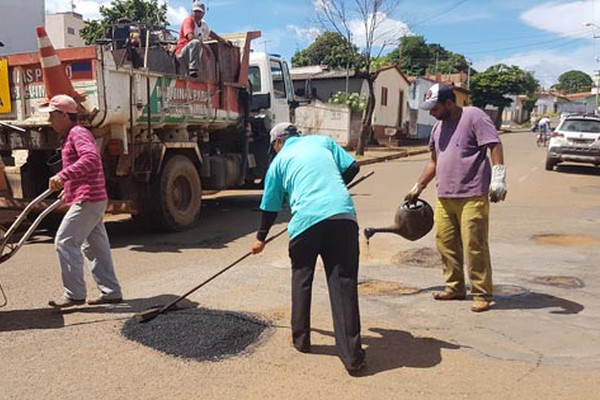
[{"x1": 546, "y1": 114, "x2": 600, "y2": 171}]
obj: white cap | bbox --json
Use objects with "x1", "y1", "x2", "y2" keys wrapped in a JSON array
[
  {"x1": 192, "y1": 2, "x2": 205, "y2": 12},
  {"x1": 420, "y1": 83, "x2": 454, "y2": 110}
]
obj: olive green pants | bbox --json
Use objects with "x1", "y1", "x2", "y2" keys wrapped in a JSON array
[{"x1": 434, "y1": 196, "x2": 493, "y2": 300}]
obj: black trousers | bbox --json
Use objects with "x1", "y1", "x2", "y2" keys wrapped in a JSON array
[{"x1": 288, "y1": 218, "x2": 365, "y2": 368}]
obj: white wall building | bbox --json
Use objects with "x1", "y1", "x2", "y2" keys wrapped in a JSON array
[
  {"x1": 45, "y1": 12, "x2": 86, "y2": 49},
  {"x1": 0, "y1": 0, "x2": 44, "y2": 54}
]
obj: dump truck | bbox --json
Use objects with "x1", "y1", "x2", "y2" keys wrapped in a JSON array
[{"x1": 0, "y1": 25, "x2": 300, "y2": 231}]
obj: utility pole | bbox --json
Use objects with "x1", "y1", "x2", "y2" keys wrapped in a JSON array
[
  {"x1": 466, "y1": 58, "x2": 472, "y2": 90},
  {"x1": 584, "y1": 22, "x2": 600, "y2": 114},
  {"x1": 594, "y1": 69, "x2": 600, "y2": 115}
]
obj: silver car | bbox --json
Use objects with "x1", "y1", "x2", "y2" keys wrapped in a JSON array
[{"x1": 545, "y1": 114, "x2": 600, "y2": 171}]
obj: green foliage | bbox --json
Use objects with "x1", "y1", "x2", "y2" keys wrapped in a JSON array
[
  {"x1": 291, "y1": 31, "x2": 360, "y2": 69},
  {"x1": 385, "y1": 36, "x2": 470, "y2": 76},
  {"x1": 371, "y1": 56, "x2": 393, "y2": 70},
  {"x1": 552, "y1": 70, "x2": 593, "y2": 94},
  {"x1": 470, "y1": 64, "x2": 539, "y2": 109},
  {"x1": 329, "y1": 91, "x2": 367, "y2": 113},
  {"x1": 80, "y1": 0, "x2": 168, "y2": 45}
]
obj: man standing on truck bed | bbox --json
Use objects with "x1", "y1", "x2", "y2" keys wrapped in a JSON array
[
  {"x1": 175, "y1": 1, "x2": 230, "y2": 78},
  {"x1": 40, "y1": 94, "x2": 123, "y2": 308},
  {"x1": 250, "y1": 123, "x2": 366, "y2": 376}
]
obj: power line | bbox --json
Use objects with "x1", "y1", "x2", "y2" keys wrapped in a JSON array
[
  {"x1": 411, "y1": 0, "x2": 471, "y2": 27},
  {"x1": 443, "y1": 28, "x2": 592, "y2": 47},
  {"x1": 464, "y1": 32, "x2": 589, "y2": 55}
]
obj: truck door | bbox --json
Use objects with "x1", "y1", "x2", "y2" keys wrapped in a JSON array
[{"x1": 269, "y1": 59, "x2": 292, "y2": 124}]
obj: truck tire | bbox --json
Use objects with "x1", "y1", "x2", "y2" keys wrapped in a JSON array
[{"x1": 155, "y1": 155, "x2": 202, "y2": 231}]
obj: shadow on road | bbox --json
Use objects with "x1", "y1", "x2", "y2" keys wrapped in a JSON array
[
  {"x1": 104, "y1": 194, "x2": 290, "y2": 253},
  {"x1": 493, "y1": 292, "x2": 584, "y2": 314},
  {"x1": 418, "y1": 285, "x2": 584, "y2": 315},
  {"x1": 310, "y1": 327, "x2": 460, "y2": 376},
  {"x1": 0, "y1": 295, "x2": 198, "y2": 332},
  {"x1": 555, "y1": 164, "x2": 600, "y2": 176}
]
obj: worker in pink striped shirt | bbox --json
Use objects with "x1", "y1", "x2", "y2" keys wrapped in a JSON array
[{"x1": 40, "y1": 95, "x2": 122, "y2": 308}]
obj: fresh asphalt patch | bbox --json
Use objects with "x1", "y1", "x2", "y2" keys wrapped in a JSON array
[{"x1": 121, "y1": 308, "x2": 270, "y2": 361}]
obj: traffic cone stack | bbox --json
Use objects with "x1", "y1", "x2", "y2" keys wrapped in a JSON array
[{"x1": 36, "y1": 26, "x2": 85, "y2": 102}]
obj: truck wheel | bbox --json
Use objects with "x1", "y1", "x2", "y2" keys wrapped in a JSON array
[{"x1": 155, "y1": 155, "x2": 202, "y2": 231}]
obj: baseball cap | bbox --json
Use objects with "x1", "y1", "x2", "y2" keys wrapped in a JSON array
[
  {"x1": 269, "y1": 122, "x2": 299, "y2": 144},
  {"x1": 192, "y1": 2, "x2": 205, "y2": 12},
  {"x1": 420, "y1": 83, "x2": 454, "y2": 110},
  {"x1": 39, "y1": 94, "x2": 78, "y2": 114}
]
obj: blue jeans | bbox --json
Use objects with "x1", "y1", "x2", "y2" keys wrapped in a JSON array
[{"x1": 55, "y1": 200, "x2": 122, "y2": 300}]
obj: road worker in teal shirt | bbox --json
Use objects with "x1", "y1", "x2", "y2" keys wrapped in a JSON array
[{"x1": 251, "y1": 122, "x2": 366, "y2": 376}]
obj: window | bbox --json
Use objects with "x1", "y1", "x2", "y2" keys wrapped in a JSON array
[
  {"x1": 67, "y1": 27, "x2": 75, "y2": 35},
  {"x1": 381, "y1": 86, "x2": 388, "y2": 106},
  {"x1": 248, "y1": 66, "x2": 262, "y2": 93},
  {"x1": 270, "y1": 61, "x2": 286, "y2": 99}
]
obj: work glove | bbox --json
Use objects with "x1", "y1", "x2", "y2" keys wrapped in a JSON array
[
  {"x1": 404, "y1": 182, "x2": 425, "y2": 203},
  {"x1": 489, "y1": 164, "x2": 507, "y2": 203}
]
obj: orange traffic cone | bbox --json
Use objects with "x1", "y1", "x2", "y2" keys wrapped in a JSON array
[{"x1": 36, "y1": 26, "x2": 85, "y2": 102}]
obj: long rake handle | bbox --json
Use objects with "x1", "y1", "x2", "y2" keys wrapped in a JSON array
[
  {"x1": 139, "y1": 170, "x2": 375, "y2": 320},
  {"x1": 155, "y1": 228, "x2": 287, "y2": 315}
]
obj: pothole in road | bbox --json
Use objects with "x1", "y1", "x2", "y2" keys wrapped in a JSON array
[
  {"x1": 493, "y1": 284, "x2": 530, "y2": 298},
  {"x1": 531, "y1": 234, "x2": 600, "y2": 247},
  {"x1": 391, "y1": 247, "x2": 441, "y2": 268},
  {"x1": 532, "y1": 276, "x2": 585, "y2": 289},
  {"x1": 358, "y1": 280, "x2": 421, "y2": 296},
  {"x1": 122, "y1": 308, "x2": 269, "y2": 362}
]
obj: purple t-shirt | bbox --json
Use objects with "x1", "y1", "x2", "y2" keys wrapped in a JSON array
[{"x1": 428, "y1": 106, "x2": 500, "y2": 198}]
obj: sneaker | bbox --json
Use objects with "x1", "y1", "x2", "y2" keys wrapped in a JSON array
[
  {"x1": 88, "y1": 296, "x2": 123, "y2": 305},
  {"x1": 433, "y1": 290, "x2": 466, "y2": 301},
  {"x1": 471, "y1": 299, "x2": 492, "y2": 313},
  {"x1": 48, "y1": 298, "x2": 86, "y2": 308}
]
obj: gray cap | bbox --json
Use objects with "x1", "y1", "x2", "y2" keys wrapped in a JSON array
[{"x1": 269, "y1": 122, "x2": 299, "y2": 144}]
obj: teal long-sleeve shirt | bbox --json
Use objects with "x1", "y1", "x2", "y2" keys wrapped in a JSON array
[{"x1": 260, "y1": 135, "x2": 357, "y2": 239}]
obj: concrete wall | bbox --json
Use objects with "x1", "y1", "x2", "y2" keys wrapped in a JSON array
[
  {"x1": 46, "y1": 12, "x2": 87, "y2": 49},
  {"x1": 0, "y1": 0, "x2": 44, "y2": 54}
]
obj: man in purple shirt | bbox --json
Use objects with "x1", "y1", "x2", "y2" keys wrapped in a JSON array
[
  {"x1": 40, "y1": 95, "x2": 122, "y2": 308},
  {"x1": 405, "y1": 84, "x2": 507, "y2": 313}
]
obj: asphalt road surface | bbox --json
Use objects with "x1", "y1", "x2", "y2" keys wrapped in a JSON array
[{"x1": 0, "y1": 129, "x2": 598, "y2": 399}]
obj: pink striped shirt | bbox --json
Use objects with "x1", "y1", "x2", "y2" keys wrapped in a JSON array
[{"x1": 57, "y1": 125, "x2": 108, "y2": 205}]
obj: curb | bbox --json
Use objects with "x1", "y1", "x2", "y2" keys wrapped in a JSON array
[{"x1": 356, "y1": 148, "x2": 430, "y2": 166}]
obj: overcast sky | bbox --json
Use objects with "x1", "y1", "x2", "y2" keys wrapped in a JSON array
[{"x1": 46, "y1": 0, "x2": 600, "y2": 89}]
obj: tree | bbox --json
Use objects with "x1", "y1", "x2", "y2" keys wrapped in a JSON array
[
  {"x1": 291, "y1": 31, "x2": 360, "y2": 69},
  {"x1": 313, "y1": 0, "x2": 400, "y2": 156},
  {"x1": 470, "y1": 64, "x2": 539, "y2": 128},
  {"x1": 553, "y1": 70, "x2": 593, "y2": 94},
  {"x1": 80, "y1": 0, "x2": 168, "y2": 45},
  {"x1": 385, "y1": 35, "x2": 470, "y2": 76}
]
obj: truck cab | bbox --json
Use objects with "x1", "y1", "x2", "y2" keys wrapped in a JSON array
[{"x1": 248, "y1": 52, "x2": 297, "y2": 127}]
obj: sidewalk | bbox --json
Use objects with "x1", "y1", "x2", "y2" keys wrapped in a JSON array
[{"x1": 351, "y1": 144, "x2": 430, "y2": 166}]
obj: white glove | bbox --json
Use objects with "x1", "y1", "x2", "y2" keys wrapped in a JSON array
[
  {"x1": 404, "y1": 182, "x2": 425, "y2": 203},
  {"x1": 489, "y1": 164, "x2": 507, "y2": 203}
]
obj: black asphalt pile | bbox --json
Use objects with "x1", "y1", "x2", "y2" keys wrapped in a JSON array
[{"x1": 121, "y1": 308, "x2": 269, "y2": 361}]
